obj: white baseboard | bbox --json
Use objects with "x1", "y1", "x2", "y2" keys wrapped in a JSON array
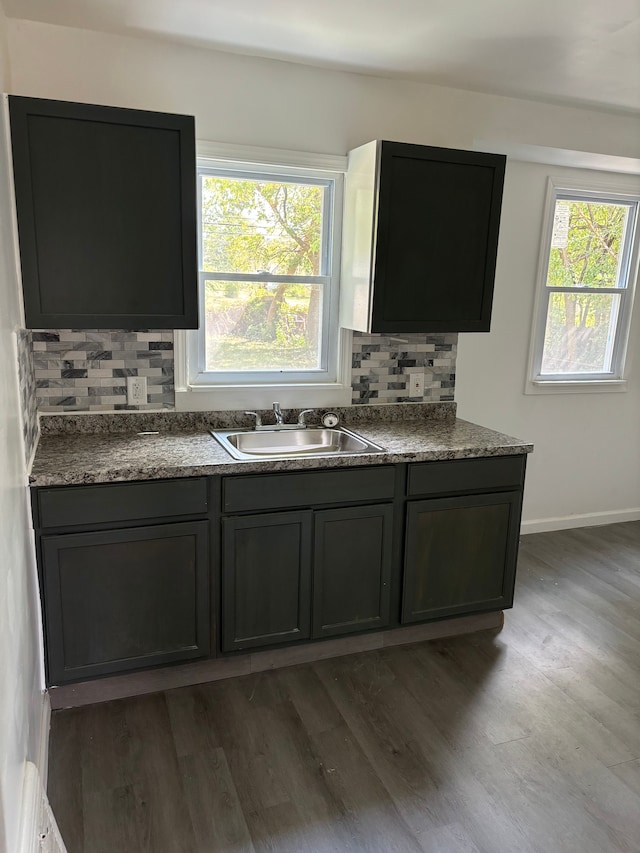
[
  {"x1": 18, "y1": 761, "x2": 67, "y2": 853},
  {"x1": 17, "y1": 692, "x2": 64, "y2": 853},
  {"x1": 521, "y1": 508, "x2": 640, "y2": 535}
]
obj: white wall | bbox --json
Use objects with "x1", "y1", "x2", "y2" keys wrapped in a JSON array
[
  {"x1": 6, "y1": 18, "x2": 640, "y2": 159},
  {"x1": 0, "y1": 10, "x2": 45, "y2": 853},
  {"x1": 456, "y1": 160, "x2": 640, "y2": 531},
  {"x1": 5, "y1": 18, "x2": 640, "y2": 528}
]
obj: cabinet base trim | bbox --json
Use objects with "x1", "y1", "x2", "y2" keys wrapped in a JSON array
[{"x1": 49, "y1": 611, "x2": 503, "y2": 709}]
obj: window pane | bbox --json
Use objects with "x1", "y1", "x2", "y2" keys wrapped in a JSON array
[
  {"x1": 546, "y1": 199, "x2": 629, "y2": 288},
  {"x1": 204, "y1": 280, "x2": 323, "y2": 372},
  {"x1": 541, "y1": 292, "x2": 620, "y2": 374},
  {"x1": 201, "y1": 176, "x2": 325, "y2": 275}
]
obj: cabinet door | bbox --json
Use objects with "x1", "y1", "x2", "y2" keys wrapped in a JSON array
[
  {"x1": 9, "y1": 96, "x2": 197, "y2": 329},
  {"x1": 42, "y1": 521, "x2": 210, "y2": 685},
  {"x1": 313, "y1": 504, "x2": 393, "y2": 638},
  {"x1": 222, "y1": 511, "x2": 312, "y2": 652},
  {"x1": 402, "y1": 491, "x2": 522, "y2": 624},
  {"x1": 372, "y1": 141, "x2": 505, "y2": 333}
]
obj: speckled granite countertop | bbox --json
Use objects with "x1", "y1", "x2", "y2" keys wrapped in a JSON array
[{"x1": 30, "y1": 404, "x2": 533, "y2": 486}]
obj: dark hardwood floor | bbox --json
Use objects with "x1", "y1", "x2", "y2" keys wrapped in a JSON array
[{"x1": 48, "y1": 521, "x2": 640, "y2": 853}]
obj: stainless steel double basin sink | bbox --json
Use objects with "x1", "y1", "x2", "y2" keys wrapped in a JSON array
[{"x1": 211, "y1": 426, "x2": 385, "y2": 461}]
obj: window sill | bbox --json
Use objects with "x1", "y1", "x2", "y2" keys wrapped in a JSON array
[
  {"x1": 175, "y1": 383, "x2": 353, "y2": 412},
  {"x1": 525, "y1": 379, "x2": 628, "y2": 395}
]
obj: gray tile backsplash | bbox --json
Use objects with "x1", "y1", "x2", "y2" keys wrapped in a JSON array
[
  {"x1": 32, "y1": 330, "x2": 174, "y2": 412},
  {"x1": 351, "y1": 332, "x2": 457, "y2": 404},
  {"x1": 29, "y1": 329, "x2": 456, "y2": 414},
  {"x1": 16, "y1": 328, "x2": 39, "y2": 462}
]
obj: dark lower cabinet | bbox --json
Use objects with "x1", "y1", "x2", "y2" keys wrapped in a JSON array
[
  {"x1": 313, "y1": 504, "x2": 393, "y2": 638},
  {"x1": 33, "y1": 457, "x2": 528, "y2": 684},
  {"x1": 222, "y1": 503, "x2": 394, "y2": 651},
  {"x1": 402, "y1": 491, "x2": 522, "y2": 623},
  {"x1": 42, "y1": 521, "x2": 210, "y2": 684},
  {"x1": 222, "y1": 511, "x2": 312, "y2": 652}
]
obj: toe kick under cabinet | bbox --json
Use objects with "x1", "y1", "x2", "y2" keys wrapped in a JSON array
[{"x1": 32, "y1": 455, "x2": 526, "y2": 685}]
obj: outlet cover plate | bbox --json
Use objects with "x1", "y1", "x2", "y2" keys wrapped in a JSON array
[{"x1": 126, "y1": 375, "x2": 147, "y2": 406}]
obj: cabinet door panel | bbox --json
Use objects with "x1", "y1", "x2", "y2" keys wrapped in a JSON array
[
  {"x1": 222, "y1": 512, "x2": 312, "y2": 652},
  {"x1": 42, "y1": 521, "x2": 210, "y2": 684},
  {"x1": 9, "y1": 96, "x2": 197, "y2": 329},
  {"x1": 402, "y1": 492, "x2": 522, "y2": 623},
  {"x1": 372, "y1": 142, "x2": 505, "y2": 333},
  {"x1": 313, "y1": 504, "x2": 393, "y2": 638}
]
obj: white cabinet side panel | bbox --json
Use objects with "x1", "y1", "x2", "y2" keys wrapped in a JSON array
[{"x1": 339, "y1": 140, "x2": 377, "y2": 332}]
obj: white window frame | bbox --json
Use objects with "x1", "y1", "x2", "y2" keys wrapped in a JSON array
[
  {"x1": 175, "y1": 142, "x2": 351, "y2": 411},
  {"x1": 527, "y1": 177, "x2": 640, "y2": 394}
]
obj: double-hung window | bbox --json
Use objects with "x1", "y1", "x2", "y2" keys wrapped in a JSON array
[
  {"x1": 529, "y1": 179, "x2": 640, "y2": 391},
  {"x1": 177, "y1": 148, "x2": 349, "y2": 410}
]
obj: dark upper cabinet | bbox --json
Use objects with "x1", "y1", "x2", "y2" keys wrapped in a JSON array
[
  {"x1": 340, "y1": 140, "x2": 506, "y2": 333},
  {"x1": 9, "y1": 96, "x2": 198, "y2": 329}
]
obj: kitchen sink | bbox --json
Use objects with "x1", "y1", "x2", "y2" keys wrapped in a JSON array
[{"x1": 211, "y1": 426, "x2": 386, "y2": 461}]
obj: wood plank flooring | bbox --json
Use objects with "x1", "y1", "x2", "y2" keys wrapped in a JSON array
[{"x1": 48, "y1": 521, "x2": 640, "y2": 853}]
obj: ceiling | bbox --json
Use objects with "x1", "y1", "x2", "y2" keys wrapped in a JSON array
[{"x1": 3, "y1": 0, "x2": 640, "y2": 112}]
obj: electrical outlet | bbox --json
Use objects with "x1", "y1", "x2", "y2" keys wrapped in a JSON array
[
  {"x1": 126, "y1": 375, "x2": 147, "y2": 406},
  {"x1": 408, "y1": 372, "x2": 425, "y2": 398}
]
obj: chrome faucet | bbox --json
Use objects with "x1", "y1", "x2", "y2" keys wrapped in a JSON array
[
  {"x1": 245, "y1": 402, "x2": 314, "y2": 431},
  {"x1": 244, "y1": 411, "x2": 262, "y2": 428},
  {"x1": 297, "y1": 409, "x2": 314, "y2": 426}
]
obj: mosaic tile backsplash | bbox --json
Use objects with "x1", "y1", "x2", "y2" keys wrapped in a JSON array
[
  {"x1": 351, "y1": 332, "x2": 457, "y2": 404},
  {"x1": 16, "y1": 328, "x2": 39, "y2": 462},
  {"x1": 32, "y1": 330, "x2": 174, "y2": 412},
  {"x1": 29, "y1": 329, "x2": 456, "y2": 413}
]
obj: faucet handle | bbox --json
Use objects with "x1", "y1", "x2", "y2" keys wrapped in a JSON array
[
  {"x1": 297, "y1": 409, "x2": 315, "y2": 427},
  {"x1": 244, "y1": 411, "x2": 262, "y2": 428}
]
